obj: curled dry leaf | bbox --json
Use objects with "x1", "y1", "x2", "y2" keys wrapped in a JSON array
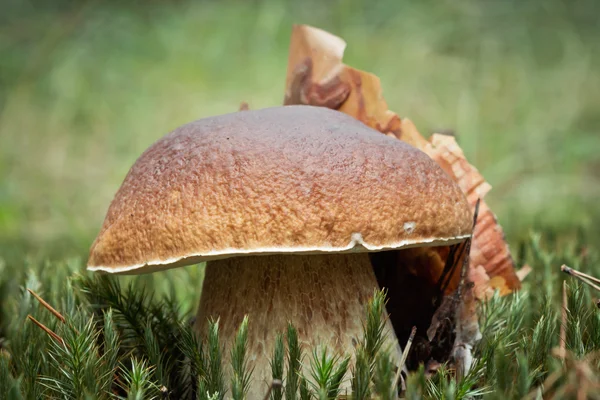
[
  {"x1": 283, "y1": 23, "x2": 521, "y2": 299},
  {"x1": 423, "y1": 134, "x2": 521, "y2": 297},
  {"x1": 284, "y1": 26, "x2": 350, "y2": 109}
]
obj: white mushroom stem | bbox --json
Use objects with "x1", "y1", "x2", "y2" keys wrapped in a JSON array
[{"x1": 195, "y1": 252, "x2": 402, "y2": 398}]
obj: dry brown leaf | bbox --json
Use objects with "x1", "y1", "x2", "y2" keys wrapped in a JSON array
[
  {"x1": 422, "y1": 134, "x2": 492, "y2": 202},
  {"x1": 470, "y1": 265, "x2": 495, "y2": 300},
  {"x1": 283, "y1": 23, "x2": 521, "y2": 299},
  {"x1": 423, "y1": 134, "x2": 521, "y2": 295},
  {"x1": 284, "y1": 26, "x2": 350, "y2": 109}
]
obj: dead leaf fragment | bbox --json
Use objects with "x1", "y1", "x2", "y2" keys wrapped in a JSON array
[
  {"x1": 423, "y1": 134, "x2": 521, "y2": 295},
  {"x1": 284, "y1": 25, "x2": 350, "y2": 109},
  {"x1": 422, "y1": 134, "x2": 492, "y2": 202},
  {"x1": 283, "y1": 23, "x2": 521, "y2": 298},
  {"x1": 517, "y1": 264, "x2": 532, "y2": 282}
]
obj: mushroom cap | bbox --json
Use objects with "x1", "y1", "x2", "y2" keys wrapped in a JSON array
[{"x1": 87, "y1": 105, "x2": 473, "y2": 274}]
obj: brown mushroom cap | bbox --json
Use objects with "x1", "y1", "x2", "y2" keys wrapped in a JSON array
[{"x1": 87, "y1": 105, "x2": 472, "y2": 274}]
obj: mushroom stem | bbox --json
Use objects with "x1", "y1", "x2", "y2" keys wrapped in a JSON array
[{"x1": 195, "y1": 252, "x2": 402, "y2": 398}]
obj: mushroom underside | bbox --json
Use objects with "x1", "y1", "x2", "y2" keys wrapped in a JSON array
[
  {"x1": 195, "y1": 247, "x2": 460, "y2": 398},
  {"x1": 370, "y1": 245, "x2": 463, "y2": 370}
]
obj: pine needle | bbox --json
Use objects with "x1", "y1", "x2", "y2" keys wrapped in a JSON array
[
  {"x1": 26, "y1": 315, "x2": 65, "y2": 346},
  {"x1": 392, "y1": 326, "x2": 416, "y2": 395},
  {"x1": 27, "y1": 289, "x2": 66, "y2": 323},
  {"x1": 561, "y1": 264, "x2": 600, "y2": 292}
]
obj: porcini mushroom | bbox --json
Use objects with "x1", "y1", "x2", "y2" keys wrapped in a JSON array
[{"x1": 87, "y1": 105, "x2": 473, "y2": 397}]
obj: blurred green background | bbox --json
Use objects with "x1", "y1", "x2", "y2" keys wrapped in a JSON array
[{"x1": 1, "y1": 0, "x2": 599, "y2": 265}]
